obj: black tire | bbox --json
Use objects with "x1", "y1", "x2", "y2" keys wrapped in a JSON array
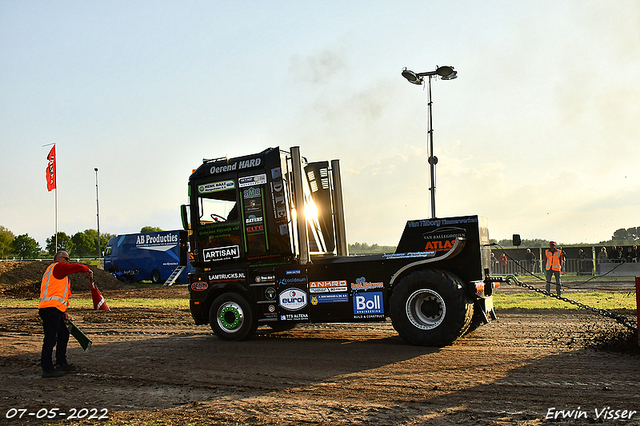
[
  {"x1": 150, "y1": 269, "x2": 162, "y2": 284},
  {"x1": 390, "y1": 269, "x2": 472, "y2": 347},
  {"x1": 209, "y1": 293, "x2": 257, "y2": 341}
]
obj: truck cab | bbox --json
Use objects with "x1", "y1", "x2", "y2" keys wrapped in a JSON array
[{"x1": 182, "y1": 146, "x2": 498, "y2": 346}]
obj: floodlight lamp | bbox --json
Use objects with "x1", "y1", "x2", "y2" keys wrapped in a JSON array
[
  {"x1": 435, "y1": 65, "x2": 455, "y2": 78},
  {"x1": 401, "y1": 68, "x2": 423, "y2": 85}
]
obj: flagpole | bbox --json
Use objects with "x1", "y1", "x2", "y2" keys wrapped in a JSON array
[{"x1": 55, "y1": 183, "x2": 58, "y2": 251}]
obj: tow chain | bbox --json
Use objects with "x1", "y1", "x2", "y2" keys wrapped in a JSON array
[{"x1": 499, "y1": 274, "x2": 638, "y2": 333}]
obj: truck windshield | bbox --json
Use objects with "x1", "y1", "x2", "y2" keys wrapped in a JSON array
[{"x1": 199, "y1": 190, "x2": 238, "y2": 224}]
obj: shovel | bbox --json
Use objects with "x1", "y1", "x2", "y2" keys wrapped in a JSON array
[{"x1": 68, "y1": 319, "x2": 92, "y2": 352}]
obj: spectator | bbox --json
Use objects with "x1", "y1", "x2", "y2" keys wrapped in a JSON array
[
  {"x1": 526, "y1": 249, "x2": 537, "y2": 272},
  {"x1": 626, "y1": 246, "x2": 635, "y2": 263},
  {"x1": 578, "y1": 248, "x2": 589, "y2": 273},
  {"x1": 598, "y1": 247, "x2": 607, "y2": 263},
  {"x1": 499, "y1": 253, "x2": 508, "y2": 273},
  {"x1": 559, "y1": 246, "x2": 566, "y2": 273}
]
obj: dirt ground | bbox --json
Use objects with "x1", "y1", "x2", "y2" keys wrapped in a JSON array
[{"x1": 1, "y1": 263, "x2": 639, "y2": 425}]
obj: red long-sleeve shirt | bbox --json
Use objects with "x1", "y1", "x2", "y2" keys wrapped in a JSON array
[{"x1": 53, "y1": 262, "x2": 90, "y2": 280}]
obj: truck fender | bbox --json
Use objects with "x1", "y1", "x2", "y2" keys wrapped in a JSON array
[{"x1": 389, "y1": 237, "x2": 467, "y2": 288}]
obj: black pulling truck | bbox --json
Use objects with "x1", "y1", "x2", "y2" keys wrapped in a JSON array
[{"x1": 181, "y1": 146, "x2": 499, "y2": 346}]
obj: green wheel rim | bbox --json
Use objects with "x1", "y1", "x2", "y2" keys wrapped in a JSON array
[{"x1": 217, "y1": 301, "x2": 245, "y2": 333}]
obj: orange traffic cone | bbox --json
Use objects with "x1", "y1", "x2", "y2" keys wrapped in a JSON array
[{"x1": 90, "y1": 280, "x2": 110, "y2": 311}]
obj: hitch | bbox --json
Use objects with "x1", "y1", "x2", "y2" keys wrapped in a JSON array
[{"x1": 484, "y1": 274, "x2": 522, "y2": 288}]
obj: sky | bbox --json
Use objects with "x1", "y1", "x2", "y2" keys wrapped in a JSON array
[{"x1": 1, "y1": 0, "x2": 639, "y2": 250}]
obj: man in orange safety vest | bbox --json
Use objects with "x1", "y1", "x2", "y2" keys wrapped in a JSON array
[
  {"x1": 39, "y1": 251, "x2": 93, "y2": 378},
  {"x1": 544, "y1": 241, "x2": 563, "y2": 297}
]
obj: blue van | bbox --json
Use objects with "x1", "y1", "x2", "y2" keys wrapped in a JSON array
[{"x1": 104, "y1": 230, "x2": 192, "y2": 284}]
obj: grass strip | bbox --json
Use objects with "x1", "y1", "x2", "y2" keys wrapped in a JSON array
[
  {"x1": 494, "y1": 291, "x2": 636, "y2": 310},
  {"x1": 1, "y1": 292, "x2": 635, "y2": 310}
]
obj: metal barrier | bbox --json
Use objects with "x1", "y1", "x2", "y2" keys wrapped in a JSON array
[{"x1": 492, "y1": 258, "x2": 595, "y2": 275}]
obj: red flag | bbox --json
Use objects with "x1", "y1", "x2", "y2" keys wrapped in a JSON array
[{"x1": 46, "y1": 145, "x2": 56, "y2": 191}]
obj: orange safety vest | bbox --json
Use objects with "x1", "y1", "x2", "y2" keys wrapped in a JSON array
[
  {"x1": 39, "y1": 262, "x2": 71, "y2": 312},
  {"x1": 545, "y1": 249, "x2": 562, "y2": 271}
]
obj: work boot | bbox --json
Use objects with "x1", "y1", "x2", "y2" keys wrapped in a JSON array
[
  {"x1": 56, "y1": 363, "x2": 77, "y2": 372},
  {"x1": 42, "y1": 367, "x2": 67, "y2": 378}
]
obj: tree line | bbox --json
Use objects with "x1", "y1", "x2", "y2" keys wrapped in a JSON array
[
  {"x1": 0, "y1": 226, "x2": 164, "y2": 259},
  {"x1": 2, "y1": 224, "x2": 638, "y2": 258}
]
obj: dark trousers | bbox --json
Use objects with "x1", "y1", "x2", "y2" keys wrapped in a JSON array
[
  {"x1": 39, "y1": 307, "x2": 69, "y2": 372},
  {"x1": 545, "y1": 269, "x2": 562, "y2": 296}
]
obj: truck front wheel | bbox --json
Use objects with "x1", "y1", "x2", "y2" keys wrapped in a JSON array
[
  {"x1": 390, "y1": 269, "x2": 472, "y2": 347},
  {"x1": 209, "y1": 293, "x2": 256, "y2": 341}
]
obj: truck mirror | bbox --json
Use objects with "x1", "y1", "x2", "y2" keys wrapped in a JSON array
[
  {"x1": 180, "y1": 205, "x2": 190, "y2": 230},
  {"x1": 512, "y1": 234, "x2": 521, "y2": 247}
]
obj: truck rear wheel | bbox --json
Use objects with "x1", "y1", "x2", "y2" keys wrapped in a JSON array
[
  {"x1": 150, "y1": 269, "x2": 162, "y2": 284},
  {"x1": 390, "y1": 269, "x2": 472, "y2": 347},
  {"x1": 209, "y1": 293, "x2": 257, "y2": 341}
]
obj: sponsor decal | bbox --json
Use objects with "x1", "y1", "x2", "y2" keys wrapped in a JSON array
[
  {"x1": 246, "y1": 224, "x2": 264, "y2": 233},
  {"x1": 265, "y1": 287, "x2": 276, "y2": 300},
  {"x1": 279, "y1": 288, "x2": 307, "y2": 311},
  {"x1": 353, "y1": 291, "x2": 384, "y2": 318},
  {"x1": 421, "y1": 226, "x2": 466, "y2": 252},
  {"x1": 245, "y1": 215, "x2": 263, "y2": 225},
  {"x1": 407, "y1": 217, "x2": 478, "y2": 228},
  {"x1": 255, "y1": 275, "x2": 276, "y2": 283},
  {"x1": 208, "y1": 272, "x2": 246, "y2": 281},
  {"x1": 191, "y1": 281, "x2": 208, "y2": 291},
  {"x1": 424, "y1": 240, "x2": 456, "y2": 252},
  {"x1": 311, "y1": 293, "x2": 349, "y2": 305},
  {"x1": 245, "y1": 198, "x2": 261, "y2": 213},
  {"x1": 268, "y1": 304, "x2": 276, "y2": 313},
  {"x1": 280, "y1": 313, "x2": 308, "y2": 321},
  {"x1": 278, "y1": 277, "x2": 306, "y2": 286},
  {"x1": 203, "y1": 245, "x2": 240, "y2": 262},
  {"x1": 309, "y1": 280, "x2": 348, "y2": 293},
  {"x1": 422, "y1": 226, "x2": 466, "y2": 241},
  {"x1": 270, "y1": 168, "x2": 288, "y2": 220},
  {"x1": 131, "y1": 232, "x2": 181, "y2": 262},
  {"x1": 208, "y1": 157, "x2": 262, "y2": 175},
  {"x1": 350, "y1": 277, "x2": 384, "y2": 291},
  {"x1": 136, "y1": 233, "x2": 179, "y2": 245},
  {"x1": 243, "y1": 187, "x2": 261, "y2": 199},
  {"x1": 286, "y1": 269, "x2": 301, "y2": 275},
  {"x1": 133, "y1": 233, "x2": 180, "y2": 257},
  {"x1": 198, "y1": 180, "x2": 235, "y2": 194},
  {"x1": 239, "y1": 173, "x2": 267, "y2": 188}
]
